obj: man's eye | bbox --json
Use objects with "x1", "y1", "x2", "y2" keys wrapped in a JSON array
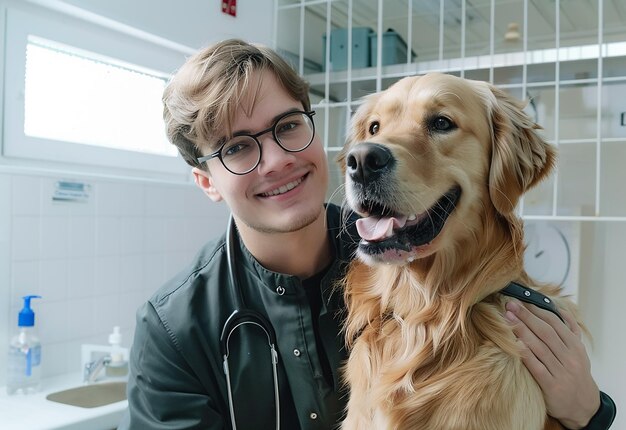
[
  {"x1": 276, "y1": 121, "x2": 299, "y2": 135},
  {"x1": 369, "y1": 121, "x2": 380, "y2": 135},
  {"x1": 223, "y1": 139, "x2": 253, "y2": 157}
]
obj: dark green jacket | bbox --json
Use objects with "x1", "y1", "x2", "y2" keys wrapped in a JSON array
[{"x1": 119, "y1": 204, "x2": 359, "y2": 429}]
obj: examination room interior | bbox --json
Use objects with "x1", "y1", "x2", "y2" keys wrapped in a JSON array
[{"x1": 0, "y1": 0, "x2": 624, "y2": 428}]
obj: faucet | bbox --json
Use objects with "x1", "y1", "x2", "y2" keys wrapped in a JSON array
[
  {"x1": 84, "y1": 355, "x2": 112, "y2": 384},
  {"x1": 81, "y1": 328, "x2": 129, "y2": 383}
]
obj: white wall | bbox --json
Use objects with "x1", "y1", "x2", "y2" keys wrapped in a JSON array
[
  {"x1": 579, "y1": 222, "x2": 626, "y2": 428},
  {"x1": 0, "y1": 0, "x2": 271, "y2": 386},
  {"x1": 55, "y1": 0, "x2": 274, "y2": 49},
  {"x1": 0, "y1": 172, "x2": 230, "y2": 384}
]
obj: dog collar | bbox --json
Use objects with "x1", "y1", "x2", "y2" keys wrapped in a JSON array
[{"x1": 499, "y1": 281, "x2": 565, "y2": 323}]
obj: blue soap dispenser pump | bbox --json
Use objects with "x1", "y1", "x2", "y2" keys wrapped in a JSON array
[{"x1": 6, "y1": 295, "x2": 43, "y2": 395}]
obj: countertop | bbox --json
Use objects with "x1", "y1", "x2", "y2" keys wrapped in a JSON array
[{"x1": 0, "y1": 373, "x2": 127, "y2": 430}]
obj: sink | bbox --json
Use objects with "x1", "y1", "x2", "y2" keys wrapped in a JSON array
[{"x1": 46, "y1": 382, "x2": 127, "y2": 408}]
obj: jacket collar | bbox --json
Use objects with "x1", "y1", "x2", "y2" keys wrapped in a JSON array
[{"x1": 233, "y1": 204, "x2": 359, "y2": 300}]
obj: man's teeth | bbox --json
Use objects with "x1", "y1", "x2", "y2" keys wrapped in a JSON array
[
  {"x1": 407, "y1": 214, "x2": 417, "y2": 221},
  {"x1": 262, "y1": 177, "x2": 304, "y2": 197}
]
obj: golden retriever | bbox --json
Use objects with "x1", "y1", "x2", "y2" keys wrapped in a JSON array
[{"x1": 337, "y1": 72, "x2": 578, "y2": 430}]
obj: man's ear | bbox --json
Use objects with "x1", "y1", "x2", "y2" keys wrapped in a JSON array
[{"x1": 192, "y1": 167, "x2": 223, "y2": 202}]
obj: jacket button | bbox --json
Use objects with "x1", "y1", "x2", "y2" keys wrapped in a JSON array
[
  {"x1": 293, "y1": 349, "x2": 301, "y2": 357},
  {"x1": 310, "y1": 412, "x2": 318, "y2": 420}
]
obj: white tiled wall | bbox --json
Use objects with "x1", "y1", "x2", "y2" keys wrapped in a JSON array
[{"x1": 0, "y1": 171, "x2": 230, "y2": 386}]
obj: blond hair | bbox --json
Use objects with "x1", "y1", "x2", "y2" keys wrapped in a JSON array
[{"x1": 163, "y1": 39, "x2": 311, "y2": 168}]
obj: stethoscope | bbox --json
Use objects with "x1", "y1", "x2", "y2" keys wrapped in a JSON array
[{"x1": 219, "y1": 215, "x2": 280, "y2": 430}]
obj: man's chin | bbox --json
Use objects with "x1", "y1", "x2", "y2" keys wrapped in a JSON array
[{"x1": 246, "y1": 206, "x2": 324, "y2": 234}]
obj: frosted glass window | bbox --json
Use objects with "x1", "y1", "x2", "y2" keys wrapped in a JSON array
[{"x1": 24, "y1": 36, "x2": 176, "y2": 157}]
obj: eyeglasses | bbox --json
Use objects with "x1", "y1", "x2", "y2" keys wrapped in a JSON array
[{"x1": 198, "y1": 110, "x2": 316, "y2": 175}]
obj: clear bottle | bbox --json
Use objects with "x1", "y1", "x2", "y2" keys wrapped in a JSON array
[{"x1": 6, "y1": 295, "x2": 42, "y2": 395}]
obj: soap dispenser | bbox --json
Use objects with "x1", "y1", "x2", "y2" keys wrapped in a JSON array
[
  {"x1": 6, "y1": 295, "x2": 42, "y2": 395},
  {"x1": 105, "y1": 326, "x2": 128, "y2": 378}
]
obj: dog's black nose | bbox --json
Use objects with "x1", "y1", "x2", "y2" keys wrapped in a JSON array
[{"x1": 346, "y1": 143, "x2": 394, "y2": 183}]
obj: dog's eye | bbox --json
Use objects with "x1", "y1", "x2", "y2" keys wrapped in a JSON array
[
  {"x1": 368, "y1": 121, "x2": 380, "y2": 136},
  {"x1": 432, "y1": 116, "x2": 455, "y2": 132}
]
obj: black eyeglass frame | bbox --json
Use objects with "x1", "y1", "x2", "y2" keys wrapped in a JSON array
[{"x1": 197, "y1": 110, "x2": 316, "y2": 175}]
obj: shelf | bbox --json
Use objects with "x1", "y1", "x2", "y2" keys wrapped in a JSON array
[{"x1": 305, "y1": 40, "x2": 626, "y2": 85}]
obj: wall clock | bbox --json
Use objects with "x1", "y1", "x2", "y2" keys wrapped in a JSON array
[{"x1": 524, "y1": 221, "x2": 571, "y2": 287}]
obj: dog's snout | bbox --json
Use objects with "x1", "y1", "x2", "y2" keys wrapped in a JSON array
[{"x1": 346, "y1": 143, "x2": 394, "y2": 183}]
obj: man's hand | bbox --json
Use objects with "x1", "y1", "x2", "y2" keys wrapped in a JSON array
[{"x1": 504, "y1": 299, "x2": 600, "y2": 429}]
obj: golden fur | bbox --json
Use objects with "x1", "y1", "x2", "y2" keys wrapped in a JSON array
[{"x1": 337, "y1": 73, "x2": 578, "y2": 430}]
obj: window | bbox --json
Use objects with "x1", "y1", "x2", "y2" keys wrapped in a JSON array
[
  {"x1": 25, "y1": 37, "x2": 176, "y2": 157},
  {"x1": 4, "y1": 6, "x2": 189, "y2": 178}
]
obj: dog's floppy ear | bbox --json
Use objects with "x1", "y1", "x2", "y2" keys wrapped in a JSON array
[
  {"x1": 336, "y1": 93, "x2": 381, "y2": 172},
  {"x1": 486, "y1": 84, "x2": 556, "y2": 216}
]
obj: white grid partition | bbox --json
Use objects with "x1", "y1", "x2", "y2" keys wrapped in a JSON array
[{"x1": 274, "y1": 0, "x2": 626, "y2": 222}]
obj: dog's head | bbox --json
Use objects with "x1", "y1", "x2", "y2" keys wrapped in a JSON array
[{"x1": 338, "y1": 73, "x2": 555, "y2": 265}]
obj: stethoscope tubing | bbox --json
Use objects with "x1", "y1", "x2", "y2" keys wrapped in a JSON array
[{"x1": 221, "y1": 215, "x2": 281, "y2": 430}]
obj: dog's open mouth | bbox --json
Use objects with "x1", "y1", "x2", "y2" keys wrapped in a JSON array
[{"x1": 355, "y1": 186, "x2": 462, "y2": 258}]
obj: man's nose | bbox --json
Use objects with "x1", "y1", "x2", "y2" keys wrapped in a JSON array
[{"x1": 257, "y1": 134, "x2": 296, "y2": 174}]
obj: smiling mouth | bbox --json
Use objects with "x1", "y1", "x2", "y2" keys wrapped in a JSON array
[
  {"x1": 355, "y1": 186, "x2": 462, "y2": 255},
  {"x1": 260, "y1": 175, "x2": 306, "y2": 197}
]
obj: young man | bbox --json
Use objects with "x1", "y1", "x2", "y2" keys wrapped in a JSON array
[{"x1": 119, "y1": 39, "x2": 615, "y2": 429}]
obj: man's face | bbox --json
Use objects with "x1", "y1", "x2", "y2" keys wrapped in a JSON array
[{"x1": 195, "y1": 69, "x2": 329, "y2": 234}]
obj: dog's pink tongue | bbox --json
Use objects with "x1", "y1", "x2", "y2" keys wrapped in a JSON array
[{"x1": 356, "y1": 216, "x2": 407, "y2": 241}]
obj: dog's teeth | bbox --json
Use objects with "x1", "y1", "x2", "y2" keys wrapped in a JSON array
[{"x1": 407, "y1": 214, "x2": 417, "y2": 221}]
